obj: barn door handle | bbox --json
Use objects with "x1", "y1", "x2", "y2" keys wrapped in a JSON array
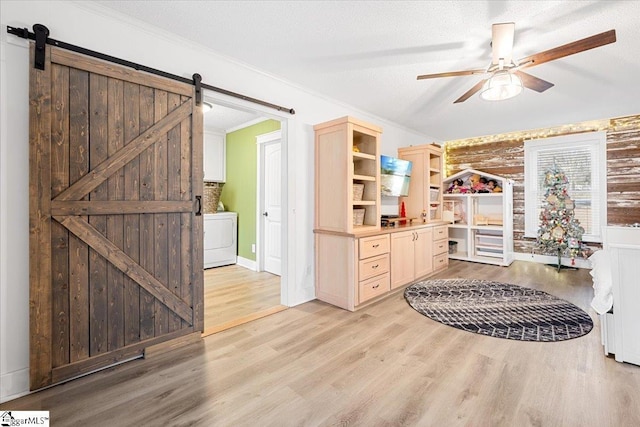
[{"x1": 195, "y1": 196, "x2": 202, "y2": 216}]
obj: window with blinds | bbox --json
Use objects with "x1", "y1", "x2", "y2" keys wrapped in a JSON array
[{"x1": 524, "y1": 131, "x2": 607, "y2": 243}]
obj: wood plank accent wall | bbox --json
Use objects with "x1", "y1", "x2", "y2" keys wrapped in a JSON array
[{"x1": 445, "y1": 114, "x2": 640, "y2": 255}]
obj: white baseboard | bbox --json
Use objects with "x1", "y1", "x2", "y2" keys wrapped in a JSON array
[
  {"x1": 236, "y1": 256, "x2": 257, "y2": 271},
  {"x1": 292, "y1": 287, "x2": 315, "y2": 307},
  {"x1": 0, "y1": 368, "x2": 29, "y2": 403},
  {"x1": 513, "y1": 252, "x2": 591, "y2": 269}
]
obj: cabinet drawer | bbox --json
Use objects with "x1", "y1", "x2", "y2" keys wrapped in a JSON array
[
  {"x1": 433, "y1": 239, "x2": 448, "y2": 255},
  {"x1": 359, "y1": 273, "x2": 390, "y2": 303},
  {"x1": 359, "y1": 254, "x2": 389, "y2": 281},
  {"x1": 433, "y1": 252, "x2": 449, "y2": 270},
  {"x1": 359, "y1": 235, "x2": 390, "y2": 259},
  {"x1": 433, "y1": 225, "x2": 448, "y2": 240}
]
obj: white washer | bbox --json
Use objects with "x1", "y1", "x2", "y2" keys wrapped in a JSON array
[{"x1": 203, "y1": 212, "x2": 237, "y2": 268}]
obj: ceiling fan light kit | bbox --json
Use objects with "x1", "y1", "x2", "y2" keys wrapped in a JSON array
[
  {"x1": 479, "y1": 70, "x2": 523, "y2": 101},
  {"x1": 416, "y1": 24, "x2": 616, "y2": 104}
]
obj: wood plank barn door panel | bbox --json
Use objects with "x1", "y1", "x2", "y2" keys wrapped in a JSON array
[{"x1": 28, "y1": 43, "x2": 204, "y2": 390}]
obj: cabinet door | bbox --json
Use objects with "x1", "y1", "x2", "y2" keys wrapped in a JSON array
[
  {"x1": 204, "y1": 131, "x2": 225, "y2": 182},
  {"x1": 414, "y1": 227, "x2": 433, "y2": 279},
  {"x1": 390, "y1": 230, "x2": 415, "y2": 289},
  {"x1": 398, "y1": 151, "x2": 425, "y2": 219}
]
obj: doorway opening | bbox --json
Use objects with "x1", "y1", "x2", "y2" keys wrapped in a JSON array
[{"x1": 201, "y1": 96, "x2": 288, "y2": 335}]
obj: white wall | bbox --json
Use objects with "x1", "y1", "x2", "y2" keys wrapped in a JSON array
[{"x1": 0, "y1": 1, "x2": 433, "y2": 402}]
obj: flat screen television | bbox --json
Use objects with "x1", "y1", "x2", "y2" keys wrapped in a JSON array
[{"x1": 380, "y1": 155, "x2": 412, "y2": 197}]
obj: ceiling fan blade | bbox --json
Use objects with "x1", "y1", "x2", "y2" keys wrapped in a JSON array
[
  {"x1": 514, "y1": 71, "x2": 554, "y2": 92},
  {"x1": 453, "y1": 79, "x2": 487, "y2": 103},
  {"x1": 417, "y1": 69, "x2": 486, "y2": 80},
  {"x1": 492, "y1": 22, "x2": 515, "y2": 65},
  {"x1": 518, "y1": 29, "x2": 616, "y2": 69}
]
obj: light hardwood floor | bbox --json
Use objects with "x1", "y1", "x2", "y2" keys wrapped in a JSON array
[
  {"x1": 3, "y1": 260, "x2": 640, "y2": 426},
  {"x1": 203, "y1": 264, "x2": 284, "y2": 335}
]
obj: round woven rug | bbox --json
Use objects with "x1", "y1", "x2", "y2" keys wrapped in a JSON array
[{"x1": 404, "y1": 278, "x2": 593, "y2": 342}]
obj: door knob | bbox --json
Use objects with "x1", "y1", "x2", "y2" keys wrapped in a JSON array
[{"x1": 263, "y1": 212, "x2": 269, "y2": 217}]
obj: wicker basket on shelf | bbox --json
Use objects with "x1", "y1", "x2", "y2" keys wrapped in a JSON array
[
  {"x1": 353, "y1": 183, "x2": 364, "y2": 201},
  {"x1": 353, "y1": 208, "x2": 365, "y2": 226},
  {"x1": 203, "y1": 182, "x2": 224, "y2": 214}
]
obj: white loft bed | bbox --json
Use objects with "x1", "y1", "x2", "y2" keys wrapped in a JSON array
[{"x1": 590, "y1": 226, "x2": 640, "y2": 366}]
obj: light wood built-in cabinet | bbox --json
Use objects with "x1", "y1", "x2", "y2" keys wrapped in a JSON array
[
  {"x1": 314, "y1": 117, "x2": 449, "y2": 311},
  {"x1": 398, "y1": 143, "x2": 444, "y2": 222},
  {"x1": 442, "y1": 169, "x2": 514, "y2": 266},
  {"x1": 315, "y1": 223, "x2": 448, "y2": 311},
  {"x1": 314, "y1": 116, "x2": 381, "y2": 234}
]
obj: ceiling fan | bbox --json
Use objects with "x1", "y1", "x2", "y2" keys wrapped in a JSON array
[{"x1": 417, "y1": 23, "x2": 616, "y2": 103}]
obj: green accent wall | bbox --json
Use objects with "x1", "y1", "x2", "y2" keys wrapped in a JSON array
[{"x1": 221, "y1": 119, "x2": 281, "y2": 262}]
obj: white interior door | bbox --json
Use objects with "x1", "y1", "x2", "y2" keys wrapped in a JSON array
[{"x1": 259, "y1": 133, "x2": 282, "y2": 276}]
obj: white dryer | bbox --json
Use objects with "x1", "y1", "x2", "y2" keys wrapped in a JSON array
[{"x1": 203, "y1": 212, "x2": 237, "y2": 268}]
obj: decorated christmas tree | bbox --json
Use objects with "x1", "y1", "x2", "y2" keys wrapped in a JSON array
[{"x1": 537, "y1": 164, "x2": 588, "y2": 270}]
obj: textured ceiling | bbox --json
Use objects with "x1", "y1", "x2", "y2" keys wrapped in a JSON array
[
  {"x1": 95, "y1": 0, "x2": 640, "y2": 141},
  {"x1": 203, "y1": 103, "x2": 262, "y2": 133}
]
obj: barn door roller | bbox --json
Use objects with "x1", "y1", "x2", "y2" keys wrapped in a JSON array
[
  {"x1": 193, "y1": 73, "x2": 203, "y2": 106},
  {"x1": 33, "y1": 24, "x2": 49, "y2": 70}
]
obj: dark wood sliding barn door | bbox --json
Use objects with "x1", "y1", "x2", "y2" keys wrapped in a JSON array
[{"x1": 29, "y1": 43, "x2": 204, "y2": 390}]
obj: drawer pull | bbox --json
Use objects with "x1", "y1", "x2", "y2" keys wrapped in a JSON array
[
  {"x1": 372, "y1": 243, "x2": 380, "y2": 248},
  {"x1": 372, "y1": 284, "x2": 380, "y2": 289},
  {"x1": 372, "y1": 264, "x2": 379, "y2": 269}
]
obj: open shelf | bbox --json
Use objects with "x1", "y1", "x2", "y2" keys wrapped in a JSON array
[
  {"x1": 352, "y1": 151, "x2": 376, "y2": 160},
  {"x1": 470, "y1": 225, "x2": 503, "y2": 231},
  {"x1": 397, "y1": 143, "x2": 443, "y2": 222},
  {"x1": 443, "y1": 168, "x2": 514, "y2": 266},
  {"x1": 448, "y1": 252, "x2": 469, "y2": 260},
  {"x1": 315, "y1": 116, "x2": 382, "y2": 233},
  {"x1": 448, "y1": 223, "x2": 468, "y2": 228},
  {"x1": 353, "y1": 174, "x2": 376, "y2": 181}
]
